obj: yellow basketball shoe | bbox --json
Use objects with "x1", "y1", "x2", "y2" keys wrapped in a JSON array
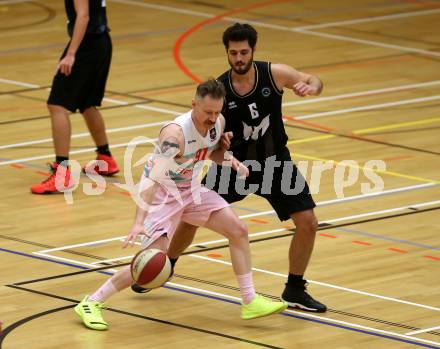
[
  {"x1": 74, "y1": 296, "x2": 108, "y2": 330},
  {"x1": 241, "y1": 295, "x2": 287, "y2": 320}
]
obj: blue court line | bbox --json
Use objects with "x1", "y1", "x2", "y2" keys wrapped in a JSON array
[
  {"x1": 0, "y1": 247, "x2": 113, "y2": 277},
  {"x1": 1, "y1": 247, "x2": 439, "y2": 348},
  {"x1": 335, "y1": 227, "x2": 440, "y2": 251}
]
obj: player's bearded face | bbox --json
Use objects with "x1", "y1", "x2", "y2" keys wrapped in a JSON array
[{"x1": 227, "y1": 42, "x2": 254, "y2": 75}]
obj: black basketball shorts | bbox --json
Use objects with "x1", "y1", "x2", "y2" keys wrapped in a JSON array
[
  {"x1": 47, "y1": 32, "x2": 112, "y2": 113},
  {"x1": 202, "y1": 150, "x2": 316, "y2": 221}
]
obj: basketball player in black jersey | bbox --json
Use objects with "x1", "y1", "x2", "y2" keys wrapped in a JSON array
[
  {"x1": 132, "y1": 23, "x2": 326, "y2": 312},
  {"x1": 31, "y1": 0, "x2": 119, "y2": 194}
]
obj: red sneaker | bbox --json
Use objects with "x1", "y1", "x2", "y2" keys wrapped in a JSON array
[
  {"x1": 84, "y1": 152, "x2": 119, "y2": 176},
  {"x1": 30, "y1": 163, "x2": 74, "y2": 194}
]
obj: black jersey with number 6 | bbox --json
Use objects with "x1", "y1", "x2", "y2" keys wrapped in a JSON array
[{"x1": 217, "y1": 61, "x2": 288, "y2": 162}]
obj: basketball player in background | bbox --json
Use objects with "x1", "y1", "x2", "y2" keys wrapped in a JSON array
[
  {"x1": 74, "y1": 79, "x2": 287, "y2": 330},
  {"x1": 31, "y1": 0, "x2": 119, "y2": 194},
  {"x1": 138, "y1": 23, "x2": 327, "y2": 313}
]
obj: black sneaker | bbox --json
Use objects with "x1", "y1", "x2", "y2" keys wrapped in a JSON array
[
  {"x1": 131, "y1": 267, "x2": 174, "y2": 294},
  {"x1": 131, "y1": 283, "x2": 152, "y2": 293},
  {"x1": 281, "y1": 280, "x2": 327, "y2": 312}
]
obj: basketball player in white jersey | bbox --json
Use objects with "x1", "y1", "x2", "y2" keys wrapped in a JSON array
[{"x1": 74, "y1": 79, "x2": 287, "y2": 330}]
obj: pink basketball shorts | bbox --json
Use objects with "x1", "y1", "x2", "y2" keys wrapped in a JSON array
[{"x1": 141, "y1": 184, "x2": 229, "y2": 249}]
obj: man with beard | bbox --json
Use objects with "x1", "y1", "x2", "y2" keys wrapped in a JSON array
[{"x1": 132, "y1": 23, "x2": 326, "y2": 313}]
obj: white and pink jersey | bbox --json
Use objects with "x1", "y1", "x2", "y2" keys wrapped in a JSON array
[
  {"x1": 140, "y1": 110, "x2": 228, "y2": 249},
  {"x1": 144, "y1": 110, "x2": 222, "y2": 185}
]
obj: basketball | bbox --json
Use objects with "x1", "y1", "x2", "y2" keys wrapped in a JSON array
[{"x1": 130, "y1": 248, "x2": 172, "y2": 288}]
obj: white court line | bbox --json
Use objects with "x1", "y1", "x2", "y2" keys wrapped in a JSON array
[
  {"x1": 295, "y1": 28, "x2": 440, "y2": 57},
  {"x1": 324, "y1": 199, "x2": 440, "y2": 224},
  {"x1": 103, "y1": 97, "x2": 182, "y2": 115},
  {"x1": 0, "y1": 137, "x2": 157, "y2": 166},
  {"x1": 0, "y1": 121, "x2": 166, "y2": 150},
  {"x1": 406, "y1": 325, "x2": 440, "y2": 336},
  {"x1": 294, "y1": 8, "x2": 440, "y2": 30},
  {"x1": 1, "y1": 77, "x2": 439, "y2": 149},
  {"x1": 35, "y1": 198, "x2": 440, "y2": 311},
  {"x1": 0, "y1": 78, "x2": 39, "y2": 88},
  {"x1": 36, "y1": 197, "x2": 440, "y2": 255},
  {"x1": 32, "y1": 248, "x2": 440, "y2": 346},
  {"x1": 113, "y1": 0, "x2": 440, "y2": 57},
  {"x1": 37, "y1": 236, "x2": 125, "y2": 254},
  {"x1": 238, "y1": 183, "x2": 437, "y2": 219},
  {"x1": 295, "y1": 95, "x2": 440, "y2": 120},
  {"x1": 190, "y1": 254, "x2": 440, "y2": 313},
  {"x1": 33, "y1": 251, "x2": 119, "y2": 274},
  {"x1": 0, "y1": 0, "x2": 30, "y2": 5},
  {"x1": 283, "y1": 80, "x2": 440, "y2": 107},
  {"x1": 164, "y1": 282, "x2": 440, "y2": 347}
]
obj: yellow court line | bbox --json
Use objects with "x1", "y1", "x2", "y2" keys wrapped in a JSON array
[
  {"x1": 287, "y1": 135, "x2": 335, "y2": 144},
  {"x1": 354, "y1": 117, "x2": 440, "y2": 134},
  {"x1": 287, "y1": 117, "x2": 440, "y2": 144},
  {"x1": 292, "y1": 152, "x2": 440, "y2": 184}
]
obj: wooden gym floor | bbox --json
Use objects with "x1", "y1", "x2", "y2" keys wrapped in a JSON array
[{"x1": 0, "y1": 0, "x2": 439, "y2": 348}]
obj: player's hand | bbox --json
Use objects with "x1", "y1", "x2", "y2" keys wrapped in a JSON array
[
  {"x1": 232, "y1": 158, "x2": 249, "y2": 179},
  {"x1": 221, "y1": 131, "x2": 233, "y2": 150},
  {"x1": 56, "y1": 54, "x2": 75, "y2": 76},
  {"x1": 123, "y1": 223, "x2": 146, "y2": 248},
  {"x1": 293, "y1": 81, "x2": 316, "y2": 97}
]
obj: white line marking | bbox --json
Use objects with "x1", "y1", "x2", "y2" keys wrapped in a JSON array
[
  {"x1": 110, "y1": 0, "x2": 440, "y2": 57},
  {"x1": 0, "y1": 121, "x2": 166, "y2": 150},
  {"x1": 0, "y1": 137, "x2": 157, "y2": 166},
  {"x1": 0, "y1": 0, "x2": 31, "y2": 5},
  {"x1": 35, "y1": 197, "x2": 440, "y2": 254},
  {"x1": 295, "y1": 28, "x2": 440, "y2": 57},
  {"x1": 189, "y1": 254, "x2": 440, "y2": 313},
  {"x1": 406, "y1": 325, "x2": 440, "y2": 336},
  {"x1": 295, "y1": 95, "x2": 440, "y2": 120},
  {"x1": 33, "y1": 252, "x2": 119, "y2": 274},
  {"x1": 190, "y1": 228, "x2": 288, "y2": 247},
  {"x1": 0, "y1": 78, "x2": 39, "y2": 88},
  {"x1": 110, "y1": 0, "x2": 214, "y2": 18},
  {"x1": 294, "y1": 8, "x2": 440, "y2": 30},
  {"x1": 324, "y1": 200, "x2": 440, "y2": 224},
  {"x1": 283, "y1": 80, "x2": 440, "y2": 107},
  {"x1": 32, "y1": 248, "x2": 440, "y2": 346},
  {"x1": 165, "y1": 281, "x2": 440, "y2": 347},
  {"x1": 237, "y1": 184, "x2": 437, "y2": 219},
  {"x1": 37, "y1": 236, "x2": 125, "y2": 254}
]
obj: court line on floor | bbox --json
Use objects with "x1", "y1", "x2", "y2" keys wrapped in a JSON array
[
  {"x1": 0, "y1": 120, "x2": 165, "y2": 150},
  {"x1": 188, "y1": 254, "x2": 439, "y2": 312},
  {"x1": 288, "y1": 117, "x2": 440, "y2": 144},
  {"x1": 0, "y1": 137, "x2": 156, "y2": 166},
  {"x1": 34, "y1": 193, "x2": 438, "y2": 255},
  {"x1": 33, "y1": 199, "x2": 440, "y2": 311},
  {"x1": 2, "y1": 77, "x2": 439, "y2": 148},
  {"x1": 283, "y1": 80, "x2": 440, "y2": 106},
  {"x1": 293, "y1": 152, "x2": 440, "y2": 184},
  {"x1": 294, "y1": 95, "x2": 440, "y2": 120},
  {"x1": 1, "y1": 285, "x2": 282, "y2": 349},
  {"x1": 295, "y1": 28, "x2": 440, "y2": 58},
  {"x1": 11, "y1": 246, "x2": 440, "y2": 348},
  {"x1": 117, "y1": 0, "x2": 440, "y2": 59},
  {"x1": 293, "y1": 8, "x2": 440, "y2": 30},
  {"x1": 406, "y1": 326, "x2": 440, "y2": 336}
]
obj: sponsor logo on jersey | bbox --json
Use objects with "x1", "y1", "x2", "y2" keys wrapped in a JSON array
[
  {"x1": 187, "y1": 139, "x2": 196, "y2": 144},
  {"x1": 209, "y1": 127, "x2": 217, "y2": 141},
  {"x1": 228, "y1": 101, "x2": 237, "y2": 109},
  {"x1": 242, "y1": 114, "x2": 270, "y2": 141},
  {"x1": 262, "y1": 87, "x2": 271, "y2": 97}
]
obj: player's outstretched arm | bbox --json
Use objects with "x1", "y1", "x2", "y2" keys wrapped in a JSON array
[
  {"x1": 271, "y1": 63, "x2": 323, "y2": 97},
  {"x1": 124, "y1": 125, "x2": 184, "y2": 248}
]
